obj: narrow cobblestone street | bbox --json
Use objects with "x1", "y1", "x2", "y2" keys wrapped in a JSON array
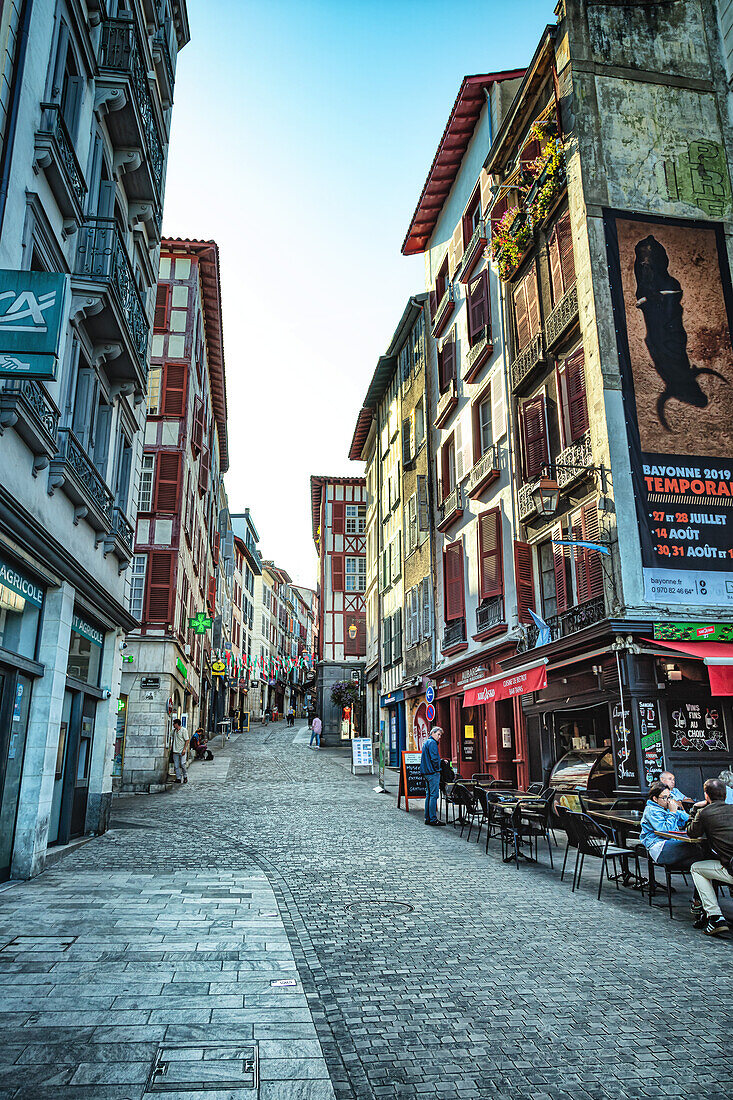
[{"x1": 1, "y1": 722, "x2": 732, "y2": 1100}]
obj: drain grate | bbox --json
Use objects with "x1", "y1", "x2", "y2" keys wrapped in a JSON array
[
  {"x1": 346, "y1": 901, "x2": 414, "y2": 915},
  {"x1": 145, "y1": 1044, "x2": 258, "y2": 1093}
]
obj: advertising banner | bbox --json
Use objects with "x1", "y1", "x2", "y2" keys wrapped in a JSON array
[
  {"x1": 604, "y1": 211, "x2": 733, "y2": 607},
  {"x1": 0, "y1": 270, "x2": 66, "y2": 379},
  {"x1": 462, "y1": 663, "x2": 547, "y2": 707}
]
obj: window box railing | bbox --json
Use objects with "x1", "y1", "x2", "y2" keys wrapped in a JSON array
[
  {"x1": 74, "y1": 217, "x2": 149, "y2": 380},
  {"x1": 98, "y1": 17, "x2": 164, "y2": 199},
  {"x1": 152, "y1": 27, "x2": 175, "y2": 106},
  {"x1": 435, "y1": 377, "x2": 458, "y2": 429},
  {"x1": 431, "y1": 284, "x2": 455, "y2": 337},
  {"x1": 517, "y1": 481, "x2": 538, "y2": 522},
  {"x1": 48, "y1": 427, "x2": 114, "y2": 532},
  {"x1": 459, "y1": 219, "x2": 487, "y2": 284},
  {"x1": 556, "y1": 431, "x2": 593, "y2": 489},
  {"x1": 464, "y1": 325, "x2": 493, "y2": 382},
  {"x1": 105, "y1": 505, "x2": 135, "y2": 564},
  {"x1": 545, "y1": 282, "x2": 578, "y2": 349},
  {"x1": 0, "y1": 379, "x2": 59, "y2": 471},
  {"x1": 442, "y1": 618, "x2": 467, "y2": 652},
  {"x1": 466, "y1": 445, "x2": 500, "y2": 499},
  {"x1": 437, "y1": 485, "x2": 463, "y2": 532},
  {"x1": 511, "y1": 330, "x2": 544, "y2": 392},
  {"x1": 34, "y1": 103, "x2": 87, "y2": 225},
  {"x1": 519, "y1": 594, "x2": 606, "y2": 651},
  {"x1": 476, "y1": 596, "x2": 505, "y2": 636}
]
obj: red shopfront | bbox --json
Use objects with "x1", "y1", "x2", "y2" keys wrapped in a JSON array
[{"x1": 433, "y1": 648, "x2": 537, "y2": 787}]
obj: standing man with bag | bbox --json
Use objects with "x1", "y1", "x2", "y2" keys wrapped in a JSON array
[
  {"x1": 420, "y1": 726, "x2": 446, "y2": 826},
  {"x1": 171, "y1": 718, "x2": 189, "y2": 785}
]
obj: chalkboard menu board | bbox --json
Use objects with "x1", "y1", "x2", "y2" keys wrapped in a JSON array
[
  {"x1": 638, "y1": 700, "x2": 665, "y2": 784},
  {"x1": 611, "y1": 702, "x2": 639, "y2": 785},
  {"x1": 668, "y1": 701, "x2": 729, "y2": 752},
  {"x1": 398, "y1": 750, "x2": 426, "y2": 811}
]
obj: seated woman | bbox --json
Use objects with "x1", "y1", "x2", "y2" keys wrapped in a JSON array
[
  {"x1": 640, "y1": 780, "x2": 695, "y2": 868},
  {"x1": 190, "y1": 727, "x2": 213, "y2": 762}
]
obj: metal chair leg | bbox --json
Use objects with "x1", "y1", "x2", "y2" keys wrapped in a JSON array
[
  {"x1": 666, "y1": 870, "x2": 674, "y2": 919},
  {"x1": 547, "y1": 833, "x2": 554, "y2": 869},
  {"x1": 561, "y1": 841, "x2": 570, "y2": 881},
  {"x1": 571, "y1": 848, "x2": 581, "y2": 892}
]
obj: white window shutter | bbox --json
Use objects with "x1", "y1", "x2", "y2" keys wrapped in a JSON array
[
  {"x1": 491, "y1": 370, "x2": 507, "y2": 442},
  {"x1": 412, "y1": 587, "x2": 419, "y2": 646},
  {"x1": 421, "y1": 576, "x2": 432, "y2": 638},
  {"x1": 455, "y1": 418, "x2": 464, "y2": 483},
  {"x1": 417, "y1": 476, "x2": 429, "y2": 530},
  {"x1": 401, "y1": 418, "x2": 411, "y2": 466}
]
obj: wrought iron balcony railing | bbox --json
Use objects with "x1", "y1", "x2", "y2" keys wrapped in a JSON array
[
  {"x1": 153, "y1": 27, "x2": 175, "y2": 97},
  {"x1": 517, "y1": 481, "x2": 538, "y2": 522},
  {"x1": 435, "y1": 377, "x2": 458, "y2": 428},
  {"x1": 34, "y1": 103, "x2": 87, "y2": 223},
  {"x1": 557, "y1": 431, "x2": 593, "y2": 489},
  {"x1": 545, "y1": 282, "x2": 578, "y2": 348},
  {"x1": 0, "y1": 379, "x2": 59, "y2": 471},
  {"x1": 49, "y1": 428, "x2": 114, "y2": 530},
  {"x1": 466, "y1": 445, "x2": 500, "y2": 499},
  {"x1": 511, "y1": 331, "x2": 544, "y2": 392},
  {"x1": 106, "y1": 505, "x2": 135, "y2": 561},
  {"x1": 459, "y1": 219, "x2": 487, "y2": 283},
  {"x1": 476, "y1": 596, "x2": 505, "y2": 634},
  {"x1": 431, "y1": 283, "x2": 455, "y2": 337},
  {"x1": 437, "y1": 484, "x2": 463, "y2": 531},
  {"x1": 442, "y1": 618, "x2": 467, "y2": 651},
  {"x1": 519, "y1": 594, "x2": 606, "y2": 651}
]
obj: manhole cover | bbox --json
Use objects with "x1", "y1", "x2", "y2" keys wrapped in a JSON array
[
  {"x1": 145, "y1": 1044, "x2": 258, "y2": 1093},
  {"x1": 346, "y1": 901, "x2": 413, "y2": 915}
]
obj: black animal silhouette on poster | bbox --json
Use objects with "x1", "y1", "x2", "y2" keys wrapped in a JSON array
[{"x1": 634, "y1": 234, "x2": 728, "y2": 429}]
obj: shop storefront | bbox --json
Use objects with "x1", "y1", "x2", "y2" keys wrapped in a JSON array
[{"x1": 381, "y1": 689, "x2": 405, "y2": 767}]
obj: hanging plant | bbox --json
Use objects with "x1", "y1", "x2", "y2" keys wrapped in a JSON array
[
  {"x1": 527, "y1": 138, "x2": 566, "y2": 224},
  {"x1": 491, "y1": 206, "x2": 533, "y2": 281},
  {"x1": 330, "y1": 679, "x2": 360, "y2": 708}
]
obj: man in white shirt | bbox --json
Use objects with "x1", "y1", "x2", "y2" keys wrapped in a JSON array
[{"x1": 171, "y1": 719, "x2": 189, "y2": 785}]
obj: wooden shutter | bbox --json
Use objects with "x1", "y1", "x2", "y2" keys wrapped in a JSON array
[
  {"x1": 443, "y1": 541, "x2": 465, "y2": 622},
  {"x1": 407, "y1": 494, "x2": 417, "y2": 554},
  {"x1": 479, "y1": 168, "x2": 492, "y2": 214},
  {"x1": 467, "y1": 269, "x2": 489, "y2": 343},
  {"x1": 478, "y1": 508, "x2": 503, "y2": 600},
  {"x1": 551, "y1": 522, "x2": 568, "y2": 614},
  {"x1": 383, "y1": 613, "x2": 392, "y2": 667},
  {"x1": 520, "y1": 137, "x2": 541, "y2": 164},
  {"x1": 145, "y1": 550, "x2": 175, "y2": 622},
  {"x1": 439, "y1": 334, "x2": 456, "y2": 391},
  {"x1": 207, "y1": 574, "x2": 216, "y2": 611},
  {"x1": 332, "y1": 553, "x2": 345, "y2": 592},
  {"x1": 448, "y1": 222, "x2": 463, "y2": 278},
  {"x1": 565, "y1": 347, "x2": 588, "y2": 442},
  {"x1": 455, "y1": 419, "x2": 465, "y2": 483},
  {"x1": 332, "y1": 501, "x2": 345, "y2": 534},
  {"x1": 526, "y1": 263, "x2": 541, "y2": 339},
  {"x1": 392, "y1": 609, "x2": 402, "y2": 662},
  {"x1": 402, "y1": 418, "x2": 411, "y2": 466},
  {"x1": 514, "y1": 541, "x2": 535, "y2": 624},
  {"x1": 522, "y1": 395, "x2": 548, "y2": 480},
  {"x1": 191, "y1": 397, "x2": 204, "y2": 453},
  {"x1": 491, "y1": 371, "x2": 506, "y2": 442},
  {"x1": 557, "y1": 210, "x2": 575, "y2": 291},
  {"x1": 571, "y1": 508, "x2": 589, "y2": 605},
  {"x1": 198, "y1": 447, "x2": 210, "y2": 495},
  {"x1": 513, "y1": 279, "x2": 530, "y2": 352},
  {"x1": 581, "y1": 502, "x2": 604, "y2": 600},
  {"x1": 212, "y1": 531, "x2": 220, "y2": 566},
  {"x1": 153, "y1": 451, "x2": 181, "y2": 512},
  {"x1": 355, "y1": 615, "x2": 366, "y2": 656},
  {"x1": 162, "y1": 363, "x2": 187, "y2": 417},
  {"x1": 153, "y1": 285, "x2": 170, "y2": 333},
  {"x1": 548, "y1": 224, "x2": 563, "y2": 306},
  {"x1": 422, "y1": 576, "x2": 432, "y2": 637},
  {"x1": 417, "y1": 475, "x2": 429, "y2": 530},
  {"x1": 429, "y1": 288, "x2": 438, "y2": 320}
]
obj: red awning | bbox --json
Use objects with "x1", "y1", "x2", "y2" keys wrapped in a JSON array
[
  {"x1": 462, "y1": 662, "x2": 547, "y2": 707},
  {"x1": 642, "y1": 638, "x2": 733, "y2": 696}
]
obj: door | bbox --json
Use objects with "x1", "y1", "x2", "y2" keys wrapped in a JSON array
[
  {"x1": 0, "y1": 671, "x2": 33, "y2": 880},
  {"x1": 49, "y1": 690, "x2": 95, "y2": 845},
  {"x1": 460, "y1": 704, "x2": 481, "y2": 776},
  {"x1": 70, "y1": 697, "x2": 95, "y2": 837}
]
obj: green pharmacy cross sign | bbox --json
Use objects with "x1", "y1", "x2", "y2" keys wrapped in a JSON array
[
  {"x1": 0, "y1": 270, "x2": 67, "y2": 380},
  {"x1": 189, "y1": 612, "x2": 213, "y2": 635}
]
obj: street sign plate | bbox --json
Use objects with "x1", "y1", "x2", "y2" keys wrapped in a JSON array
[
  {"x1": 426, "y1": 685, "x2": 435, "y2": 703},
  {"x1": 0, "y1": 270, "x2": 66, "y2": 380},
  {"x1": 426, "y1": 703, "x2": 435, "y2": 722}
]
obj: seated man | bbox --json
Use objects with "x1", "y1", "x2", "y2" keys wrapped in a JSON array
[
  {"x1": 688, "y1": 778, "x2": 733, "y2": 936},
  {"x1": 660, "y1": 770, "x2": 690, "y2": 803},
  {"x1": 640, "y1": 781, "x2": 696, "y2": 869}
]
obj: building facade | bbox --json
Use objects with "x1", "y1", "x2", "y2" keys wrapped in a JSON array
[
  {"x1": 120, "y1": 238, "x2": 227, "y2": 790},
  {"x1": 0, "y1": 0, "x2": 188, "y2": 877},
  {"x1": 311, "y1": 475, "x2": 366, "y2": 741}
]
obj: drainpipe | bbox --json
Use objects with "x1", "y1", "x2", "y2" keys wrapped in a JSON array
[{"x1": 0, "y1": 0, "x2": 33, "y2": 239}]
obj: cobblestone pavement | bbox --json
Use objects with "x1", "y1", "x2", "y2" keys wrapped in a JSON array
[{"x1": 1, "y1": 722, "x2": 732, "y2": 1100}]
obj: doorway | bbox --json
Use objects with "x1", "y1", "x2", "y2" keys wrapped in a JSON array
[
  {"x1": 0, "y1": 668, "x2": 33, "y2": 880},
  {"x1": 48, "y1": 688, "x2": 96, "y2": 846}
]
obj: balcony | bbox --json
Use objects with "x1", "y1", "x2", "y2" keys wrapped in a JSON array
[
  {"x1": 105, "y1": 505, "x2": 135, "y2": 565},
  {"x1": 435, "y1": 377, "x2": 458, "y2": 428},
  {"x1": 519, "y1": 594, "x2": 606, "y2": 651},
  {"x1": 431, "y1": 284, "x2": 455, "y2": 337},
  {"x1": 152, "y1": 28, "x2": 176, "y2": 109},
  {"x1": 511, "y1": 331, "x2": 545, "y2": 392},
  {"x1": 0, "y1": 379, "x2": 59, "y2": 473},
  {"x1": 73, "y1": 218, "x2": 149, "y2": 389},
  {"x1": 458, "y1": 219, "x2": 487, "y2": 284},
  {"x1": 33, "y1": 104, "x2": 87, "y2": 228},
  {"x1": 48, "y1": 428, "x2": 114, "y2": 533},
  {"x1": 545, "y1": 282, "x2": 579, "y2": 349},
  {"x1": 437, "y1": 485, "x2": 463, "y2": 532},
  {"x1": 97, "y1": 17, "x2": 164, "y2": 206},
  {"x1": 466, "y1": 445, "x2": 500, "y2": 499},
  {"x1": 475, "y1": 596, "x2": 506, "y2": 640},
  {"x1": 518, "y1": 482, "x2": 538, "y2": 523},
  {"x1": 557, "y1": 431, "x2": 593, "y2": 490},
  {"x1": 464, "y1": 325, "x2": 493, "y2": 382},
  {"x1": 442, "y1": 618, "x2": 467, "y2": 654}
]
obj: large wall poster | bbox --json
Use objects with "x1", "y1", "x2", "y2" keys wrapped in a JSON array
[{"x1": 605, "y1": 211, "x2": 733, "y2": 607}]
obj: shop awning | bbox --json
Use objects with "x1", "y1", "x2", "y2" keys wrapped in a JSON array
[
  {"x1": 462, "y1": 661, "x2": 547, "y2": 707},
  {"x1": 641, "y1": 638, "x2": 733, "y2": 696}
]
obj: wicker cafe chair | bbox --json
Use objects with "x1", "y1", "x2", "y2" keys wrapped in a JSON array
[
  {"x1": 572, "y1": 812, "x2": 641, "y2": 900},
  {"x1": 525, "y1": 782, "x2": 544, "y2": 795},
  {"x1": 556, "y1": 806, "x2": 581, "y2": 886}
]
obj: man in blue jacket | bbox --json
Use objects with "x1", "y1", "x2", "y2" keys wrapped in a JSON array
[
  {"x1": 640, "y1": 780, "x2": 696, "y2": 869},
  {"x1": 420, "y1": 726, "x2": 446, "y2": 826}
]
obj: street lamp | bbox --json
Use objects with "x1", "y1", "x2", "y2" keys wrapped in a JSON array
[
  {"x1": 348, "y1": 621, "x2": 357, "y2": 641},
  {"x1": 530, "y1": 476, "x2": 561, "y2": 517}
]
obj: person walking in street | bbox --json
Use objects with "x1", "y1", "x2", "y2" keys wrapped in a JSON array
[
  {"x1": 264, "y1": 706, "x2": 271, "y2": 726},
  {"x1": 287, "y1": 705, "x2": 295, "y2": 727},
  {"x1": 310, "y1": 715, "x2": 322, "y2": 748},
  {"x1": 688, "y1": 778, "x2": 733, "y2": 936},
  {"x1": 171, "y1": 719, "x2": 189, "y2": 785},
  {"x1": 420, "y1": 726, "x2": 446, "y2": 826}
]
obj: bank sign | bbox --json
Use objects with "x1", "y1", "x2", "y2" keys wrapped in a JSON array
[{"x1": 0, "y1": 270, "x2": 67, "y2": 380}]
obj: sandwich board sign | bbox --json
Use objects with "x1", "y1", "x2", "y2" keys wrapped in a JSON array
[
  {"x1": 397, "y1": 750, "x2": 426, "y2": 812},
  {"x1": 0, "y1": 270, "x2": 67, "y2": 380},
  {"x1": 351, "y1": 737, "x2": 373, "y2": 775}
]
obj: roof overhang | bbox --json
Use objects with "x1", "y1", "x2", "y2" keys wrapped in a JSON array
[
  {"x1": 402, "y1": 71, "x2": 525, "y2": 256},
  {"x1": 171, "y1": 1, "x2": 191, "y2": 51},
  {"x1": 310, "y1": 475, "x2": 366, "y2": 546},
  {"x1": 484, "y1": 28, "x2": 556, "y2": 175},
  {"x1": 348, "y1": 407, "x2": 374, "y2": 461}
]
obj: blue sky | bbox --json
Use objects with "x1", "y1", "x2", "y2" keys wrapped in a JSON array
[{"x1": 162, "y1": 0, "x2": 555, "y2": 587}]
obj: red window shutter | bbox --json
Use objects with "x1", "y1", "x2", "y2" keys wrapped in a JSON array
[
  {"x1": 478, "y1": 508, "x2": 503, "y2": 600},
  {"x1": 557, "y1": 210, "x2": 575, "y2": 292},
  {"x1": 198, "y1": 447, "x2": 210, "y2": 495},
  {"x1": 468, "y1": 269, "x2": 490, "y2": 344},
  {"x1": 580, "y1": 502, "x2": 604, "y2": 600},
  {"x1": 207, "y1": 574, "x2": 216, "y2": 611},
  {"x1": 551, "y1": 522, "x2": 568, "y2": 614},
  {"x1": 153, "y1": 452, "x2": 181, "y2": 513},
  {"x1": 566, "y1": 347, "x2": 588, "y2": 442},
  {"x1": 213, "y1": 531, "x2": 220, "y2": 566},
  {"x1": 522, "y1": 396, "x2": 548, "y2": 481},
  {"x1": 439, "y1": 333, "x2": 456, "y2": 391},
  {"x1": 153, "y1": 285, "x2": 170, "y2": 333},
  {"x1": 571, "y1": 508, "x2": 589, "y2": 605},
  {"x1": 525, "y1": 264, "x2": 541, "y2": 339},
  {"x1": 548, "y1": 225, "x2": 563, "y2": 306},
  {"x1": 145, "y1": 550, "x2": 175, "y2": 622},
  {"x1": 191, "y1": 397, "x2": 204, "y2": 454},
  {"x1": 443, "y1": 540, "x2": 465, "y2": 622},
  {"x1": 331, "y1": 553, "x2": 345, "y2": 592},
  {"x1": 513, "y1": 280, "x2": 530, "y2": 352},
  {"x1": 332, "y1": 501, "x2": 345, "y2": 534},
  {"x1": 513, "y1": 541, "x2": 535, "y2": 624},
  {"x1": 520, "y1": 137, "x2": 541, "y2": 164},
  {"x1": 161, "y1": 363, "x2": 187, "y2": 417}
]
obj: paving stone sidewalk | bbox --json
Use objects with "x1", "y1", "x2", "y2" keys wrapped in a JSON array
[{"x1": 1, "y1": 721, "x2": 732, "y2": 1100}]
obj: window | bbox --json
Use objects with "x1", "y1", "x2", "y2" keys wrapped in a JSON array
[
  {"x1": 514, "y1": 541, "x2": 536, "y2": 624},
  {"x1": 406, "y1": 494, "x2": 418, "y2": 555},
  {"x1": 390, "y1": 533, "x2": 401, "y2": 583},
  {"x1": 443, "y1": 540, "x2": 465, "y2": 623},
  {"x1": 462, "y1": 186, "x2": 482, "y2": 245},
  {"x1": 571, "y1": 502, "x2": 604, "y2": 604},
  {"x1": 401, "y1": 417, "x2": 412, "y2": 466},
  {"x1": 382, "y1": 613, "x2": 392, "y2": 667},
  {"x1": 467, "y1": 268, "x2": 490, "y2": 346},
  {"x1": 548, "y1": 210, "x2": 575, "y2": 305},
  {"x1": 414, "y1": 398, "x2": 425, "y2": 450},
  {"x1": 521, "y1": 395, "x2": 549, "y2": 481},
  {"x1": 478, "y1": 394, "x2": 493, "y2": 456},
  {"x1": 417, "y1": 475, "x2": 429, "y2": 531},
  {"x1": 557, "y1": 346, "x2": 588, "y2": 445},
  {"x1": 138, "y1": 454, "x2": 154, "y2": 512},
  {"x1": 345, "y1": 504, "x2": 366, "y2": 535},
  {"x1": 512, "y1": 263, "x2": 541, "y2": 353},
  {"x1": 392, "y1": 609, "x2": 403, "y2": 663},
  {"x1": 412, "y1": 312, "x2": 425, "y2": 375},
  {"x1": 430, "y1": 255, "x2": 449, "y2": 320},
  {"x1": 438, "y1": 330, "x2": 456, "y2": 393},
  {"x1": 440, "y1": 435, "x2": 456, "y2": 500},
  {"x1": 399, "y1": 343, "x2": 411, "y2": 388},
  {"x1": 478, "y1": 509, "x2": 503, "y2": 601},
  {"x1": 538, "y1": 541, "x2": 558, "y2": 620},
  {"x1": 147, "y1": 367, "x2": 162, "y2": 415},
  {"x1": 161, "y1": 362, "x2": 187, "y2": 417},
  {"x1": 154, "y1": 284, "x2": 171, "y2": 333},
  {"x1": 406, "y1": 580, "x2": 431, "y2": 647}
]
